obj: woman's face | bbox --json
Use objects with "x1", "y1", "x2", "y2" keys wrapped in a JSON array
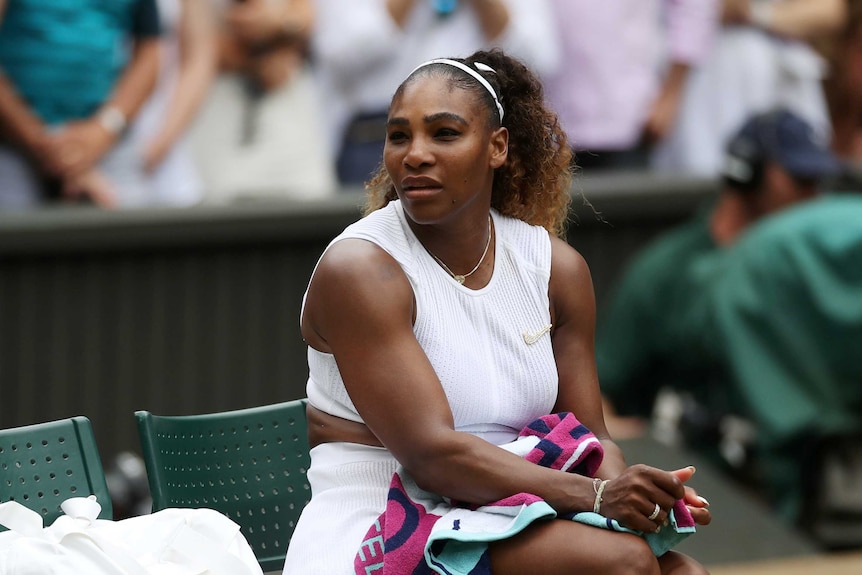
[{"x1": 384, "y1": 73, "x2": 507, "y2": 226}]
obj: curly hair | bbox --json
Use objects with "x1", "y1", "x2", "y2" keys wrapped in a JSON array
[{"x1": 363, "y1": 49, "x2": 573, "y2": 238}]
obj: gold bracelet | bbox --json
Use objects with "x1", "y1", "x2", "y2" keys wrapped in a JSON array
[{"x1": 593, "y1": 479, "x2": 609, "y2": 514}]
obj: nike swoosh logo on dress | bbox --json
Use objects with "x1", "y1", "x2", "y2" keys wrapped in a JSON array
[{"x1": 523, "y1": 324, "x2": 552, "y2": 345}]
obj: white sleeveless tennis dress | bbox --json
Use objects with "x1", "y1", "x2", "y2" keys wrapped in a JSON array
[{"x1": 283, "y1": 200, "x2": 559, "y2": 574}]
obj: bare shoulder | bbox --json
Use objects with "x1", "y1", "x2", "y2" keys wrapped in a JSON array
[
  {"x1": 548, "y1": 235, "x2": 596, "y2": 325},
  {"x1": 549, "y1": 235, "x2": 593, "y2": 290},
  {"x1": 302, "y1": 238, "x2": 415, "y2": 351},
  {"x1": 312, "y1": 237, "x2": 408, "y2": 287}
]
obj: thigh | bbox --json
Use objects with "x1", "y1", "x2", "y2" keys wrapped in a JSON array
[{"x1": 489, "y1": 518, "x2": 661, "y2": 575}]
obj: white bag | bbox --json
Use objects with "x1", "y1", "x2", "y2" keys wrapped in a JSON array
[{"x1": 0, "y1": 496, "x2": 264, "y2": 575}]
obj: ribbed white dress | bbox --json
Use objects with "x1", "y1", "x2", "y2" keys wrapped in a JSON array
[{"x1": 283, "y1": 200, "x2": 559, "y2": 574}]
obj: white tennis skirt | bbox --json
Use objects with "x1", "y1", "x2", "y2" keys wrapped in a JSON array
[{"x1": 282, "y1": 442, "x2": 398, "y2": 575}]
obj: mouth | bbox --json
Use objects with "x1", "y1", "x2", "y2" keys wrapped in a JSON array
[{"x1": 401, "y1": 177, "x2": 443, "y2": 194}]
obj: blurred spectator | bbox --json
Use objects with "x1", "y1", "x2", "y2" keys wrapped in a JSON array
[
  {"x1": 652, "y1": 0, "x2": 846, "y2": 176},
  {"x1": 0, "y1": 0, "x2": 161, "y2": 209},
  {"x1": 702, "y1": 193, "x2": 862, "y2": 525},
  {"x1": 822, "y1": 0, "x2": 862, "y2": 165},
  {"x1": 113, "y1": 0, "x2": 217, "y2": 208},
  {"x1": 190, "y1": 0, "x2": 336, "y2": 203},
  {"x1": 544, "y1": 0, "x2": 720, "y2": 171},
  {"x1": 597, "y1": 109, "x2": 841, "y2": 448},
  {"x1": 311, "y1": 0, "x2": 559, "y2": 186}
]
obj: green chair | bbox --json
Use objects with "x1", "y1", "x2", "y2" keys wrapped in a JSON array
[
  {"x1": 135, "y1": 399, "x2": 311, "y2": 573},
  {"x1": 0, "y1": 416, "x2": 113, "y2": 527}
]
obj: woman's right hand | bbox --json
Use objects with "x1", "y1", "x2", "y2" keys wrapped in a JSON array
[{"x1": 595, "y1": 464, "x2": 690, "y2": 533}]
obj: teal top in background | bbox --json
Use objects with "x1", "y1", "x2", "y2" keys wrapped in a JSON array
[
  {"x1": 597, "y1": 194, "x2": 862, "y2": 441},
  {"x1": 597, "y1": 193, "x2": 862, "y2": 522},
  {"x1": 709, "y1": 195, "x2": 862, "y2": 447},
  {"x1": 596, "y1": 208, "x2": 726, "y2": 417},
  {"x1": 0, "y1": 0, "x2": 160, "y2": 125},
  {"x1": 705, "y1": 194, "x2": 862, "y2": 519}
]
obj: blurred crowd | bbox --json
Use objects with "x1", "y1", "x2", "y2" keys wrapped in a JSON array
[
  {"x1": 0, "y1": 0, "x2": 859, "y2": 209},
  {"x1": 3, "y1": 0, "x2": 862, "y2": 549}
]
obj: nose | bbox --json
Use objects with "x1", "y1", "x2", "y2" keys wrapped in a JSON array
[{"x1": 403, "y1": 135, "x2": 434, "y2": 169}]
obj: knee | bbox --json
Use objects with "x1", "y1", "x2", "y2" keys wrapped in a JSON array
[
  {"x1": 605, "y1": 535, "x2": 660, "y2": 575},
  {"x1": 658, "y1": 550, "x2": 710, "y2": 575}
]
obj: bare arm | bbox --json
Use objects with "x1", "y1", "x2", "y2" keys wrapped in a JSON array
[
  {"x1": 227, "y1": 0, "x2": 313, "y2": 47},
  {"x1": 548, "y1": 236, "x2": 627, "y2": 480},
  {"x1": 142, "y1": 0, "x2": 217, "y2": 172},
  {"x1": 0, "y1": 72, "x2": 49, "y2": 161},
  {"x1": 284, "y1": 0, "x2": 314, "y2": 42},
  {"x1": 647, "y1": 0, "x2": 720, "y2": 144},
  {"x1": 385, "y1": 0, "x2": 415, "y2": 28},
  {"x1": 47, "y1": 35, "x2": 160, "y2": 178},
  {"x1": 100, "y1": 36, "x2": 161, "y2": 133},
  {"x1": 724, "y1": 0, "x2": 846, "y2": 40},
  {"x1": 642, "y1": 61, "x2": 690, "y2": 145},
  {"x1": 548, "y1": 236, "x2": 711, "y2": 528},
  {"x1": 469, "y1": 0, "x2": 510, "y2": 41},
  {"x1": 764, "y1": 0, "x2": 846, "y2": 38},
  {"x1": 0, "y1": 0, "x2": 51, "y2": 164}
]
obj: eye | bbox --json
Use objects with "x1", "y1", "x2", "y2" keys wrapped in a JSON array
[
  {"x1": 435, "y1": 128, "x2": 460, "y2": 140},
  {"x1": 387, "y1": 130, "x2": 408, "y2": 144}
]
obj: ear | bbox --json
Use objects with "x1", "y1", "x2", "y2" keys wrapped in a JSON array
[{"x1": 488, "y1": 127, "x2": 508, "y2": 169}]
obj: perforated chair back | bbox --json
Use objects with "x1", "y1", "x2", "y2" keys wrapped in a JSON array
[
  {"x1": 135, "y1": 399, "x2": 311, "y2": 573},
  {"x1": 0, "y1": 416, "x2": 112, "y2": 527}
]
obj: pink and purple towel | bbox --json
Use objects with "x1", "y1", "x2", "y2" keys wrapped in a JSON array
[{"x1": 354, "y1": 413, "x2": 696, "y2": 575}]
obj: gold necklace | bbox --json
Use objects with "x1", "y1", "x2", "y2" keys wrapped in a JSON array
[{"x1": 427, "y1": 216, "x2": 493, "y2": 284}]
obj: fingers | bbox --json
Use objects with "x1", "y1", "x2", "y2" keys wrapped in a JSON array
[
  {"x1": 633, "y1": 499, "x2": 672, "y2": 533},
  {"x1": 670, "y1": 465, "x2": 696, "y2": 484},
  {"x1": 598, "y1": 464, "x2": 712, "y2": 533},
  {"x1": 599, "y1": 465, "x2": 679, "y2": 532},
  {"x1": 682, "y1": 485, "x2": 710, "y2": 508},
  {"x1": 632, "y1": 498, "x2": 712, "y2": 533},
  {"x1": 687, "y1": 505, "x2": 712, "y2": 526},
  {"x1": 608, "y1": 500, "x2": 664, "y2": 534},
  {"x1": 681, "y1": 484, "x2": 712, "y2": 524}
]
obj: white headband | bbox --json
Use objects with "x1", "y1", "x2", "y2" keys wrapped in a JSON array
[{"x1": 409, "y1": 58, "x2": 504, "y2": 122}]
